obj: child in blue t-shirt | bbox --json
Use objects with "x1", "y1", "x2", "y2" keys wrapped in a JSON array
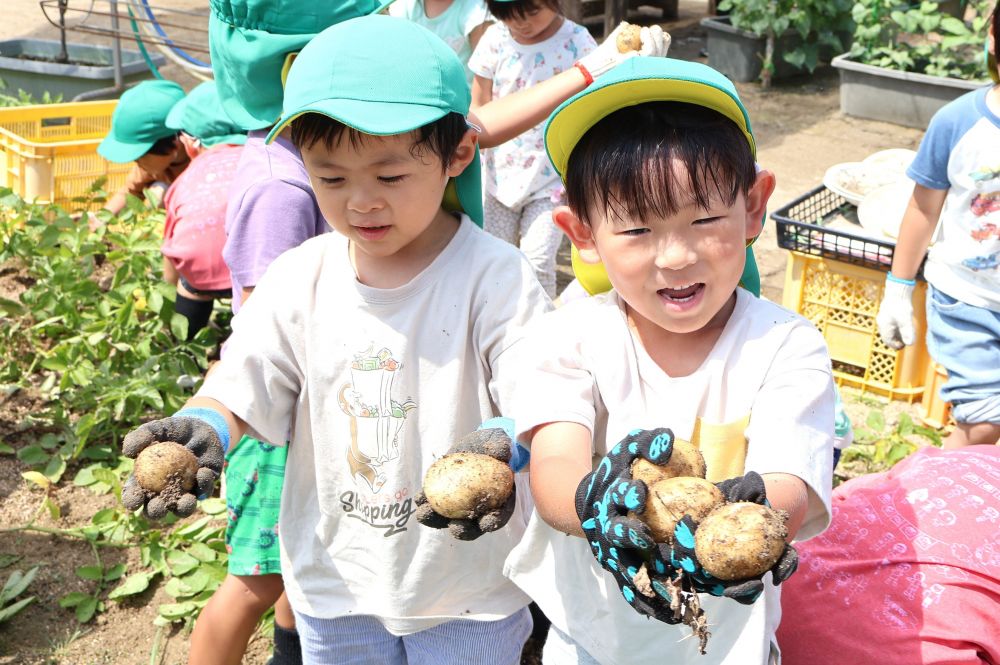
[{"x1": 877, "y1": 9, "x2": 1000, "y2": 448}]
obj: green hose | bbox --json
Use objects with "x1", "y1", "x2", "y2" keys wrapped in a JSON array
[{"x1": 126, "y1": 4, "x2": 163, "y2": 80}]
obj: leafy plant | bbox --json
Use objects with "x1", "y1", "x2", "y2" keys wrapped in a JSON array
[
  {"x1": 841, "y1": 409, "x2": 943, "y2": 474},
  {"x1": 717, "y1": 0, "x2": 855, "y2": 87},
  {"x1": 0, "y1": 77, "x2": 63, "y2": 107},
  {"x1": 0, "y1": 188, "x2": 218, "y2": 478},
  {"x1": 849, "y1": 0, "x2": 994, "y2": 80},
  {"x1": 0, "y1": 566, "x2": 40, "y2": 624}
]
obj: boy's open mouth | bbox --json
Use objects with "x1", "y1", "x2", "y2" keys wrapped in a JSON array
[{"x1": 657, "y1": 283, "x2": 703, "y2": 302}]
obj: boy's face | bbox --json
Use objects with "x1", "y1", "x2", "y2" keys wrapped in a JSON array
[
  {"x1": 300, "y1": 129, "x2": 475, "y2": 266},
  {"x1": 556, "y1": 161, "x2": 774, "y2": 337}
]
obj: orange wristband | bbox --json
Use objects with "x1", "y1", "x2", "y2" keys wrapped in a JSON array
[{"x1": 574, "y1": 62, "x2": 594, "y2": 86}]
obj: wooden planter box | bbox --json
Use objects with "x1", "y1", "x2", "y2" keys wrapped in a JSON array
[{"x1": 831, "y1": 54, "x2": 983, "y2": 129}]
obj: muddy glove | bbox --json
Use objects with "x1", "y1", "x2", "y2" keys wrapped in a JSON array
[
  {"x1": 876, "y1": 273, "x2": 916, "y2": 350},
  {"x1": 575, "y1": 427, "x2": 683, "y2": 624},
  {"x1": 670, "y1": 472, "x2": 799, "y2": 604},
  {"x1": 415, "y1": 417, "x2": 525, "y2": 541},
  {"x1": 120, "y1": 407, "x2": 228, "y2": 519},
  {"x1": 576, "y1": 23, "x2": 671, "y2": 81}
]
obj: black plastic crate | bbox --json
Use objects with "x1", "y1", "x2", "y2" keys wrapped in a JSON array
[{"x1": 772, "y1": 185, "x2": 906, "y2": 274}]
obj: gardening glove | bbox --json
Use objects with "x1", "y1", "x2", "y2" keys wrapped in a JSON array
[
  {"x1": 575, "y1": 427, "x2": 684, "y2": 624},
  {"x1": 414, "y1": 417, "x2": 526, "y2": 541},
  {"x1": 576, "y1": 23, "x2": 671, "y2": 81},
  {"x1": 120, "y1": 407, "x2": 229, "y2": 520},
  {"x1": 876, "y1": 274, "x2": 916, "y2": 350},
  {"x1": 669, "y1": 472, "x2": 799, "y2": 605}
]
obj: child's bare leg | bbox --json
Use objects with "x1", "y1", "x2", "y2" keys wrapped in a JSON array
[
  {"x1": 189, "y1": 573, "x2": 284, "y2": 665},
  {"x1": 272, "y1": 592, "x2": 302, "y2": 663},
  {"x1": 943, "y1": 421, "x2": 1000, "y2": 449}
]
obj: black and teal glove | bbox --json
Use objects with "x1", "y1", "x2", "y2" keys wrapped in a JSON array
[
  {"x1": 415, "y1": 417, "x2": 527, "y2": 541},
  {"x1": 670, "y1": 472, "x2": 799, "y2": 604},
  {"x1": 120, "y1": 407, "x2": 228, "y2": 519},
  {"x1": 575, "y1": 427, "x2": 683, "y2": 624}
]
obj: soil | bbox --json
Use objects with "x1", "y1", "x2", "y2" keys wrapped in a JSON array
[
  {"x1": 11, "y1": 54, "x2": 108, "y2": 68},
  {"x1": 0, "y1": 1, "x2": 933, "y2": 663}
]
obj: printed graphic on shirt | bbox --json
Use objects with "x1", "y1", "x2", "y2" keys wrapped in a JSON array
[
  {"x1": 963, "y1": 163, "x2": 1000, "y2": 271},
  {"x1": 338, "y1": 346, "x2": 416, "y2": 494}
]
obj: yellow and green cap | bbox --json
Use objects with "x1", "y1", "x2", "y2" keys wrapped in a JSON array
[
  {"x1": 266, "y1": 14, "x2": 483, "y2": 226},
  {"x1": 97, "y1": 80, "x2": 185, "y2": 163},
  {"x1": 208, "y1": 0, "x2": 396, "y2": 131},
  {"x1": 166, "y1": 81, "x2": 247, "y2": 147},
  {"x1": 547, "y1": 58, "x2": 761, "y2": 297}
]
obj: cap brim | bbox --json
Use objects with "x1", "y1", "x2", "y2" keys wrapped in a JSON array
[
  {"x1": 545, "y1": 62, "x2": 755, "y2": 179},
  {"x1": 202, "y1": 133, "x2": 249, "y2": 147},
  {"x1": 97, "y1": 135, "x2": 154, "y2": 163},
  {"x1": 266, "y1": 98, "x2": 446, "y2": 143}
]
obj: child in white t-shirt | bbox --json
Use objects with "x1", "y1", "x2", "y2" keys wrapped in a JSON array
[
  {"x1": 389, "y1": 0, "x2": 492, "y2": 83},
  {"x1": 468, "y1": 0, "x2": 597, "y2": 297},
  {"x1": 504, "y1": 57, "x2": 836, "y2": 664},
  {"x1": 118, "y1": 16, "x2": 550, "y2": 664}
]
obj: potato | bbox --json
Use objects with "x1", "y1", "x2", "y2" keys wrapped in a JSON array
[
  {"x1": 634, "y1": 477, "x2": 725, "y2": 542},
  {"x1": 616, "y1": 22, "x2": 643, "y2": 53},
  {"x1": 694, "y1": 502, "x2": 788, "y2": 580},
  {"x1": 422, "y1": 452, "x2": 513, "y2": 520},
  {"x1": 630, "y1": 439, "x2": 706, "y2": 487},
  {"x1": 134, "y1": 441, "x2": 198, "y2": 494}
]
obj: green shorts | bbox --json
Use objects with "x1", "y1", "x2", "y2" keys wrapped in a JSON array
[{"x1": 224, "y1": 436, "x2": 287, "y2": 576}]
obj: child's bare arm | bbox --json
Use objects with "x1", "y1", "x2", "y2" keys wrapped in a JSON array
[
  {"x1": 468, "y1": 21, "x2": 492, "y2": 53},
  {"x1": 470, "y1": 75, "x2": 494, "y2": 113},
  {"x1": 761, "y1": 473, "x2": 809, "y2": 541},
  {"x1": 890, "y1": 184, "x2": 948, "y2": 280},
  {"x1": 527, "y1": 421, "x2": 594, "y2": 537}
]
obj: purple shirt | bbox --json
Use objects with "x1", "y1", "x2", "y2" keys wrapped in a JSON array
[{"x1": 223, "y1": 130, "x2": 328, "y2": 313}]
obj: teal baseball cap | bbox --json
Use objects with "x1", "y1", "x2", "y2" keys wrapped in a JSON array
[
  {"x1": 546, "y1": 57, "x2": 762, "y2": 296},
  {"x1": 98, "y1": 80, "x2": 186, "y2": 163},
  {"x1": 166, "y1": 81, "x2": 247, "y2": 147},
  {"x1": 208, "y1": 0, "x2": 396, "y2": 131},
  {"x1": 267, "y1": 14, "x2": 483, "y2": 226}
]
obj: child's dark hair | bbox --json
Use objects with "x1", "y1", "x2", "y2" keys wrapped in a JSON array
[
  {"x1": 290, "y1": 112, "x2": 468, "y2": 170},
  {"x1": 993, "y1": 3, "x2": 998, "y2": 64},
  {"x1": 564, "y1": 102, "x2": 757, "y2": 226},
  {"x1": 486, "y1": 0, "x2": 561, "y2": 23},
  {"x1": 145, "y1": 133, "x2": 179, "y2": 156}
]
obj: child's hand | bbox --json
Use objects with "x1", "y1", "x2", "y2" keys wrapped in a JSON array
[
  {"x1": 577, "y1": 23, "x2": 672, "y2": 81},
  {"x1": 575, "y1": 428, "x2": 684, "y2": 624},
  {"x1": 669, "y1": 472, "x2": 799, "y2": 604},
  {"x1": 120, "y1": 408, "x2": 228, "y2": 520},
  {"x1": 876, "y1": 275, "x2": 916, "y2": 349},
  {"x1": 414, "y1": 419, "x2": 524, "y2": 541}
]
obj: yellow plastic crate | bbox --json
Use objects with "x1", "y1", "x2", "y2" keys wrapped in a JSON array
[
  {"x1": 782, "y1": 251, "x2": 929, "y2": 402},
  {"x1": 0, "y1": 101, "x2": 129, "y2": 211},
  {"x1": 919, "y1": 362, "x2": 954, "y2": 429}
]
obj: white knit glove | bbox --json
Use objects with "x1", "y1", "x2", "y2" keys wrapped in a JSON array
[
  {"x1": 577, "y1": 23, "x2": 671, "y2": 80},
  {"x1": 876, "y1": 275, "x2": 916, "y2": 350}
]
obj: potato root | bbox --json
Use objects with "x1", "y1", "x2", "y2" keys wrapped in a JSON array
[
  {"x1": 616, "y1": 22, "x2": 643, "y2": 53},
  {"x1": 694, "y1": 502, "x2": 788, "y2": 580},
  {"x1": 630, "y1": 439, "x2": 706, "y2": 488},
  {"x1": 634, "y1": 476, "x2": 725, "y2": 542},
  {"x1": 134, "y1": 441, "x2": 198, "y2": 494},
  {"x1": 423, "y1": 452, "x2": 513, "y2": 519}
]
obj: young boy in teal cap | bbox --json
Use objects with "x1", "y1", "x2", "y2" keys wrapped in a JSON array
[
  {"x1": 503, "y1": 57, "x2": 836, "y2": 664},
  {"x1": 97, "y1": 79, "x2": 191, "y2": 214},
  {"x1": 120, "y1": 15, "x2": 550, "y2": 664}
]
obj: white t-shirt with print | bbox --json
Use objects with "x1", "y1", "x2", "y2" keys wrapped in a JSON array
[
  {"x1": 389, "y1": 0, "x2": 490, "y2": 84},
  {"x1": 468, "y1": 19, "x2": 596, "y2": 208},
  {"x1": 198, "y1": 218, "x2": 551, "y2": 634},
  {"x1": 504, "y1": 289, "x2": 835, "y2": 665}
]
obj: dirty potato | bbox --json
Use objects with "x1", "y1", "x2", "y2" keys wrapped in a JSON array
[
  {"x1": 133, "y1": 441, "x2": 198, "y2": 494},
  {"x1": 694, "y1": 502, "x2": 789, "y2": 580},
  {"x1": 630, "y1": 439, "x2": 707, "y2": 488},
  {"x1": 634, "y1": 476, "x2": 725, "y2": 542},
  {"x1": 423, "y1": 453, "x2": 514, "y2": 519}
]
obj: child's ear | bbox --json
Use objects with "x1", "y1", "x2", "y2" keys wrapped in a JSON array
[
  {"x1": 744, "y1": 168, "x2": 776, "y2": 241},
  {"x1": 553, "y1": 205, "x2": 601, "y2": 264},
  {"x1": 445, "y1": 128, "x2": 479, "y2": 177}
]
